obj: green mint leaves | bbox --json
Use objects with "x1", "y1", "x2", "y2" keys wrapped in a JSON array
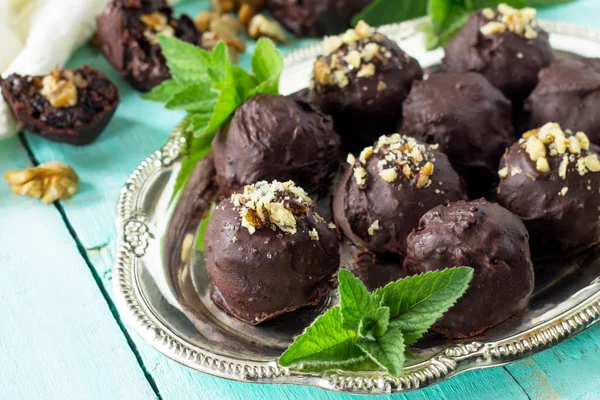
[
  {"x1": 143, "y1": 35, "x2": 283, "y2": 200},
  {"x1": 351, "y1": 0, "x2": 574, "y2": 51},
  {"x1": 279, "y1": 267, "x2": 473, "y2": 377}
]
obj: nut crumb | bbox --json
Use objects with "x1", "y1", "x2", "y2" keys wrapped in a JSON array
[
  {"x1": 238, "y1": 4, "x2": 256, "y2": 27},
  {"x1": 379, "y1": 168, "x2": 397, "y2": 182},
  {"x1": 4, "y1": 161, "x2": 79, "y2": 204},
  {"x1": 498, "y1": 166, "x2": 509, "y2": 178},
  {"x1": 367, "y1": 220, "x2": 380, "y2": 236},
  {"x1": 248, "y1": 14, "x2": 287, "y2": 43},
  {"x1": 356, "y1": 63, "x2": 375, "y2": 78},
  {"x1": 347, "y1": 153, "x2": 356, "y2": 165},
  {"x1": 328, "y1": 222, "x2": 337, "y2": 230},
  {"x1": 354, "y1": 166, "x2": 368, "y2": 185},
  {"x1": 194, "y1": 10, "x2": 218, "y2": 32},
  {"x1": 377, "y1": 81, "x2": 387, "y2": 92},
  {"x1": 359, "y1": 146, "x2": 373, "y2": 162},
  {"x1": 232, "y1": 236, "x2": 238, "y2": 243},
  {"x1": 536, "y1": 157, "x2": 550, "y2": 173},
  {"x1": 560, "y1": 187, "x2": 569, "y2": 196},
  {"x1": 309, "y1": 228, "x2": 319, "y2": 241}
]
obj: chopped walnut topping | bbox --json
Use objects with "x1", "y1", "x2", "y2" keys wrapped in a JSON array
[
  {"x1": 560, "y1": 187, "x2": 569, "y2": 196},
  {"x1": 361, "y1": 42, "x2": 379, "y2": 62},
  {"x1": 4, "y1": 161, "x2": 79, "y2": 204},
  {"x1": 357, "y1": 63, "x2": 375, "y2": 78},
  {"x1": 40, "y1": 70, "x2": 78, "y2": 108},
  {"x1": 355, "y1": 20, "x2": 372, "y2": 38},
  {"x1": 347, "y1": 153, "x2": 356, "y2": 165},
  {"x1": 367, "y1": 220, "x2": 380, "y2": 236},
  {"x1": 248, "y1": 14, "x2": 287, "y2": 43},
  {"x1": 328, "y1": 222, "x2": 337, "y2": 230},
  {"x1": 359, "y1": 146, "x2": 373, "y2": 163},
  {"x1": 498, "y1": 166, "x2": 509, "y2": 178},
  {"x1": 309, "y1": 228, "x2": 319, "y2": 241},
  {"x1": 520, "y1": 123, "x2": 600, "y2": 179},
  {"x1": 313, "y1": 61, "x2": 332, "y2": 85},
  {"x1": 238, "y1": 4, "x2": 256, "y2": 27},
  {"x1": 416, "y1": 162, "x2": 434, "y2": 189},
  {"x1": 377, "y1": 81, "x2": 387, "y2": 92},
  {"x1": 323, "y1": 36, "x2": 344, "y2": 55},
  {"x1": 140, "y1": 12, "x2": 175, "y2": 45},
  {"x1": 379, "y1": 168, "x2": 397, "y2": 182},
  {"x1": 231, "y1": 181, "x2": 314, "y2": 235},
  {"x1": 211, "y1": 0, "x2": 235, "y2": 14},
  {"x1": 354, "y1": 166, "x2": 368, "y2": 185},
  {"x1": 202, "y1": 32, "x2": 246, "y2": 61},
  {"x1": 344, "y1": 50, "x2": 362, "y2": 69},
  {"x1": 210, "y1": 14, "x2": 243, "y2": 37},
  {"x1": 333, "y1": 70, "x2": 350, "y2": 88},
  {"x1": 194, "y1": 10, "x2": 218, "y2": 32},
  {"x1": 480, "y1": 4, "x2": 537, "y2": 39}
]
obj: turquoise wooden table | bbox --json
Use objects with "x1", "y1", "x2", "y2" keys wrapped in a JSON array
[{"x1": 2, "y1": 1, "x2": 599, "y2": 399}]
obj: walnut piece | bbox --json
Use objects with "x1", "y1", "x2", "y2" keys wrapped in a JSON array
[
  {"x1": 210, "y1": 14, "x2": 242, "y2": 37},
  {"x1": 4, "y1": 161, "x2": 79, "y2": 204},
  {"x1": 248, "y1": 14, "x2": 287, "y2": 43},
  {"x1": 40, "y1": 70, "x2": 78, "y2": 108},
  {"x1": 194, "y1": 11, "x2": 218, "y2": 32},
  {"x1": 202, "y1": 32, "x2": 246, "y2": 62},
  {"x1": 140, "y1": 12, "x2": 175, "y2": 44},
  {"x1": 211, "y1": 0, "x2": 235, "y2": 14},
  {"x1": 238, "y1": 4, "x2": 256, "y2": 27}
]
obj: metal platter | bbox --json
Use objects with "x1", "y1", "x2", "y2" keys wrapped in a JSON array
[{"x1": 113, "y1": 17, "x2": 600, "y2": 395}]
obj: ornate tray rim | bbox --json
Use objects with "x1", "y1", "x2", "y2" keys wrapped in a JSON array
[{"x1": 113, "y1": 17, "x2": 600, "y2": 395}]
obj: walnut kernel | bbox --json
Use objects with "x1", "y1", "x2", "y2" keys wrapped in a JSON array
[
  {"x1": 211, "y1": 0, "x2": 235, "y2": 14},
  {"x1": 4, "y1": 161, "x2": 79, "y2": 204},
  {"x1": 248, "y1": 15, "x2": 287, "y2": 43},
  {"x1": 210, "y1": 14, "x2": 242, "y2": 37},
  {"x1": 195, "y1": 11, "x2": 218, "y2": 32},
  {"x1": 238, "y1": 4, "x2": 256, "y2": 27},
  {"x1": 40, "y1": 70, "x2": 78, "y2": 108}
]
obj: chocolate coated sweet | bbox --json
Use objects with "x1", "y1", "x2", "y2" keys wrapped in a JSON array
[
  {"x1": 497, "y1": 123, "x2": 600, "y2": 260},
  {"x1": 443, "y1": 6, "x2": 554, "y2": 104},
  {"x1": 212, "y1": 94, "x2": 340, "y2": 197},
  {"x1": 267, "y1": 0, "x2": 372, "y2": 37},
  {"x1": 309, "y1": 22, "x2": 423, "y2": 151},
  {"x1": 204, "y1": 181, "x2": 340, "y2": 325},
  {"x1": 524, "y1": 57, "x2": 600, "y2": 144},
  {"x1": 333, "y1": 134, "x2": 467, "y2": 255},
  {"x1": 404, "y1": 199, "x2": 535, "y2": 339},
  {"x1": 96, "y1": 0, "x2": 201, "y2": 92},
  {"x1": 1, "y1": 66, "x2": 119, "y2": 145},
  {"x1": 401, "y1": 72, "x2": 514, "y2": 198}
]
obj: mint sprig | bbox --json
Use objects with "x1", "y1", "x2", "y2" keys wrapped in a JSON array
[
  {"x1": 144, "y1": 35, "x2": 283, "y2": 200},
  {"x1": 279, "y1": 268, "x2": 473, "y2": 377},
  {"x1": 351, "y1": 0, "x2": 574, "y2": 50}
]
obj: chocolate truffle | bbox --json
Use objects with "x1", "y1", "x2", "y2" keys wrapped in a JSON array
[
  {"x1": 204, "y1": 180, "x2": 340, "y2": 325},
  {"x1": 212, "y1": 94, "x2": 340, "y2": 197},
  {"x1": 0, "y1": 67, "x2": 119, "y2": 145},
  {"x1": 524, "y1": 58, "x2": 600, "y2": 144},
  {"x1": 267, "y1": 0, "x2": 372, "y2": 37},
  {"x1": 443, "y1": 5, "x2": 554, "y2": 105},
  {"x1": 333, "y1": 134, "x2": 467, "y2": 255},
  {"x1": 309, "y1": 21, "x2": 423, "y2": 151},
  {"x1": 96, "y1": 0, "x2": 201, "y2": 92},
  {"x1": 404, "y1": 199, "x2": 534, "y2": 339},
  {"x1": 401, "y1": 72, "x2": 514, "y2": 198},
  {"x1": 497, "y1": 123, "x2": 600, "y2": 260}
]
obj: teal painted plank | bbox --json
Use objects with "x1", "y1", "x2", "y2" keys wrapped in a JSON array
[
  {"x1": 18, "y1": 0, "x2": 599, "y2": 399},
  {"x1": 0, "y1": 137, "x2": 155, "y2": 400},
  {"x1": 506, "y1": 323, "x2": 600, "y2": 400},
  {"x1": 538, "y1": 0, "x2": 600, "y2": 29}
]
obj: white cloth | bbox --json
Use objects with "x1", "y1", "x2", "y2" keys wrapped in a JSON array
[{"x1": 0, "y1": 0, "x2": 107, "y2": 140}]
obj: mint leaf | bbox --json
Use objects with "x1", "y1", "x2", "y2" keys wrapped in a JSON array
[
  {"x1": 338, "y1": 269, "x2": 377, "y2": 330},
  {"x1": 158, "y1": 35, "x2": 212, "y2": 81},
  {"x1": 279, "y1": 307, "x2": 361, "y2": 367},
  {"x1": 374, "y1": 267, "x2": 473, "y2": 345},
  {"x1": 358, "y1": 306, "x2": 389, "y2": 340},
  {"x1": 195, "y1": 204, "x2": 215, "y2": 252},
  {"x1": 232, "y1": 66, "x2": 258, "y2": 99},
  {"x1": 352, "y1": 0, "x2": 428, "y2": 27},
  {"x1": 295, "y1": 355, "x2": 383, "y2": 373},
  {"x1": 165, "y1": 82, "x2": 218, "y2": 112},
  {"x1": 250, "y1": 38, "x2": 283, "y2": 96},
  {"x1": 142, "y1": 79, "x2": 186, "y2": 103},
  {"x1": 357, "y1": 327, "x2": 405, "y2": 377}
]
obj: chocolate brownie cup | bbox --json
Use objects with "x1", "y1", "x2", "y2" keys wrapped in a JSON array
[
  {"x1": 444, "y1": 5, "x2": 554, "y2": 106},
  {"x1": 404, "y1": 199, "x2": 535, "y2": 339},
  {"x1": 309, "y1": 21, "x2": 423, "y2": 151},
  {"x1": 497, "y1": 123, "x2": 600, "y2": 260},
  {"x1": 401, "y1": 72, "x2": 514, "y2": 198},
  {"x1": 204, "y1": 180, "x2": 340, "y2": 325},
  {"x1": 1, "y1": 67, "x2": 119, "y2": 145},
  {"x1": 266, "y1": 0, "x2": 372, "y2": 37},
  {"x1": 96, "y1": 0, "x2": 201, "y2": 92},
  {"x1": 212, "y1": 94, "x2": 340, "y2": 197},
  {"x1": 524, "y1": 57, "x2": 600, "y2": 144},
  {"x1": 333, "y1": 134, "x2": 467, "y2": 255}
]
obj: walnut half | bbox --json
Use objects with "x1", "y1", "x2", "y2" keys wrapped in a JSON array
[{"x1": 4, "y1": 161, "x2": 79, "y2": 204}]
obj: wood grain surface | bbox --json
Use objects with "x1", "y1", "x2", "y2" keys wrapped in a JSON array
[{"x1": 1, "y1": 1, "x2": 599, "y2": 399}]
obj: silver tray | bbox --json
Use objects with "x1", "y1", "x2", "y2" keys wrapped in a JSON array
[{"x1": 113, "y1": 17, "x2": 600, "y2": 395}]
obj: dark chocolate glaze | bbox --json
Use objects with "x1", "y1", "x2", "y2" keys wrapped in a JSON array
[
  {"x1": 204, "y1": 197, "x2": 340, "y2": 325},
  {"x1": 404, "y1": 199, "x2": 534, "y2": 339},
  {"x1": 212, "y1": 94, "x2": 340, "y2": 197},
  {"x1": 310, "y1": 33, "x2": 423, "y2": 151},
  {"x1": 96, "y1": 0, "x2": 201, "y2": 92},
  {"x1": 401, "y1": 72, "x2": 514, "y2": 198},
  {"x1": 443, "y1": 10, "x2": 554, "y2": 105},
  {"x1": 332, "y1": 136, "x2": 467, "y2": 255},
  {"x1": 524, "y1": 57, "x2": 600, "y2": 144},
  {"x1": 0, "y1": 66, "x2": 119, "y2": 145},
  {"x1": 266, "y1": 0, "x2": 372, "y2": 37},
  {"x1": 497, "y1": 137, "x2": 600, "y2": 260}
]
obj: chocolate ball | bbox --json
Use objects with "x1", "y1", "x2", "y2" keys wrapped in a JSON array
[
  {"x1": 267, "y1": 0, "x2": 372, "y2": 37},
  {"x1": 204, "y1": 181, "x2": 340, "y2": 325},
  {"x1": 443, "y1": 6, "x2": 554, "y2": 105},
  {"x1": 212, "y1": 94, "x2": 340, "y2": 197},
  {"x1": 524, "y1": 57, "x2": 600, "y2": 144},
  {"x1": 309, "y1": 22, "x2": 423, "y2": 151},
  {"x1": 333, "y1": 134, "x2": 467, "y2": 255},
  {"x1": 497, "y1": 123, "x2": 600, "y2": 260},
  {"x1": 401, "y1": 72, "x2": 514, "y2": 198},
  {"x1": 96, "y1": 0, "x2": 201, "y2": 92},
  {"x1": 404, "y1": 199, "x2": 534, "y2": 339}
]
